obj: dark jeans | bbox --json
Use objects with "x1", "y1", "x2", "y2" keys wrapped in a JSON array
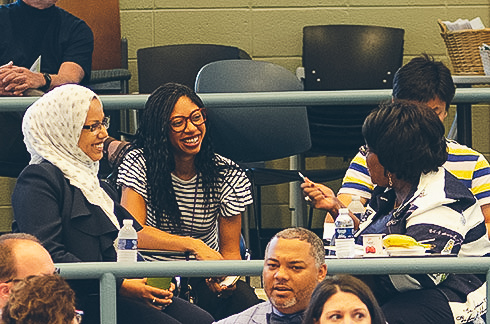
[
  {"x1": 118, "y1": 296, "x2": 214, "y2": 324},
  {"x1": 381, "y1": 289, "x2": 454, "y2": 324},
  {"x1": 81, "y1": 294, "x2": 214, "y2": 324},
  {"x1": 181, "y1": 277, "x2": 262, "y2": 321},
  {"x1": 70, "y1": 279, "x2": 213, "y2": 324}
]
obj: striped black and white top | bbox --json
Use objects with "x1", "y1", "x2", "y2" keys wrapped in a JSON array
[{"x1": 117, "y1": 148, "x2": 252, "y2": 259}]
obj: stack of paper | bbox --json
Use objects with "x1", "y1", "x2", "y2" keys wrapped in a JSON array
[{"x1": 442, "y1": 17, "x2": 485, "y2": 31}]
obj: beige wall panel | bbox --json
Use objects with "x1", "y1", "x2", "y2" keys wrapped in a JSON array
[
  {"x1": 265, "y1": 157, "x2": 289, "y2": 169},
  {"x1": 152, "y1": 10, "x2": 252, "y2": 52},
  {"x1": 154, "y1": 1, "x2": 250, "y2": 8},
  {"x1": 261, "y1": 205, "x2": 293, "y2": 228},
  {"x1": 118, "y1": 2, "x2": 490, "y2": 230},
  {"x1": 121, "y1": 11, "x2": 154, "y2": 58},
  {"x1": 128, "y1": 60, "x2": 138, "y2": 94},
  {"x1": 251, "y1": 0, "x2": 347, "y2": 7},
  {"x1": 472, "y1": 104, "x2": 490, "y2": 154},
  {"x1": 309, "y1": 208, "x2": 328, "y2": 228},
  {"x1": 262, "y1": 183, "x2": 289, "y2": 204},
  {"x1": 444, "y1": 107, "x2": 457, "y2": 138},
  {"x1": 0, "y1": 177, "x2": 15, "y2": 233},
  {"x1": 0, "y1": 177, "x2": 15, "y2": 205},
  {"x1": 446, "y1": 0, "x2": 490, "y2": 5},
  {"x1": 445, "y1": 6, "x2": 490, "y2": 24},
  {"x1": 0, "y1": 208, "x2": 13, "y2": 233},
  {"x1": 119, "y1": 0, "x2": 153, "y2": 10},
  {"x1": 349, "y1": 1, "x2": 470, "y2": 5},
  {"x1": 252, "y1": 8, "x2": 351, "y2": 57},
  {"x1": 344, "y1": 8, "x2": 447, "y2": 56}
]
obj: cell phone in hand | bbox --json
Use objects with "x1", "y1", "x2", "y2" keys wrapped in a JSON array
[
  {"x1": 147, "y1": 277, "x2": 172, "y2": 290},
  {"x1": 219, "y1": 276, "x2": 240, "y2": 287}
]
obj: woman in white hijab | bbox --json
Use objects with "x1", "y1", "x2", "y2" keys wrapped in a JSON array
[{"x1": 11, "y1": 84, "x2": 214, "y2": 324}]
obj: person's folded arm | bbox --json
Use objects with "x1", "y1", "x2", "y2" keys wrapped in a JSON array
[{"x1": 0, "y1": 61, "x2": 84, "y2": 96}]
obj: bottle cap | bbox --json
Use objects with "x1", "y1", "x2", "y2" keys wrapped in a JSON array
[
  {"x1": 339, "y1": 208, "x2": 349, "y2": 214},
  {"x1": 123, "y1": 219, "x2": 133, "y2": 226}
]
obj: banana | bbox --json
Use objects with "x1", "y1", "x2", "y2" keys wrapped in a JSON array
[{"x1": 382, "y1": 234, "x2": 432, "y2": 249}]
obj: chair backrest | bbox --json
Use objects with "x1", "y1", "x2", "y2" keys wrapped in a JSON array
[
  {"x1": 137, "y1": 44, "x2": 251, "y2": 94},
  {"x1": 195, "y1": 59, "x2": 311, "y2": 163},
  {"x1": 303, "y1": 24, "x2": 404, "y2": 157},
  {"x1": 57, "y1": 0, "x2": 122, "y2": 70}
]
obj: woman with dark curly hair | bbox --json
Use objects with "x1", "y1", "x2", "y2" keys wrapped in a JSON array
[
  {"x1": 302, "y1": 275, "x2": 385, "y2": 324},
  {"x1": 2, "y1": 274, "x2": 79, "y2": 324},
  {"x1": 302, "y1": 100, "x2": 490, "y2": 324},
  {"x1": 117, "y1": 83, "x2": 261, "y2": 320}
]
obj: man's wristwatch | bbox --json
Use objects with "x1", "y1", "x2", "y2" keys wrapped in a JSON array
[{"x1": 39, "y1": 72, "x2": 52, "y2": 92}]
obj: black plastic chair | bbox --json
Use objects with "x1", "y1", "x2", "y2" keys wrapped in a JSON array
[
  {"x1": 137, "y1": 44, "x2": 251, "y2": 94},
  {"x1": 302, "y1": 24, "x2": 404, "y2": 226},
  {"x1": 303, "y1": 24, "x2": 405, "y2": 157},
  {"x1": 195, "y1": 59, "x2": 345, "y2": 257}
]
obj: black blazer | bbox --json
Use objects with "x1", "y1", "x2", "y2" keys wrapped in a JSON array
[{"x1": 12, "y1": 161, "x2": 140, "y2": 263}]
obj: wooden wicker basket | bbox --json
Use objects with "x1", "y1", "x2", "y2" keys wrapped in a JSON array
[{"x1": 438, "y1": 19, "x2": 490, "y2": 75}]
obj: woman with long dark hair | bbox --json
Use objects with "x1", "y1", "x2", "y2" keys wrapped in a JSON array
[
  {"x1": 117, "y1": 83, "x2": 261, "y2": 320},
  {"x1": 12, "y1": 84, "x2": 214, "y2": 324}
]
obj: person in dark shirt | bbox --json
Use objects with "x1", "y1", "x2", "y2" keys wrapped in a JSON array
[
  {"x1": 0, "y1": 0, "x2": 93, "y2": 95},
  {"x1": 0, "y1": 0, "x2": 94, "y2": 178}
]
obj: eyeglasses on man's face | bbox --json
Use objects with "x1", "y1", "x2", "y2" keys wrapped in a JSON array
[
  {"x1": 170, "y1": 108, "x2": 206, "y2": 133},
  {"x1": 82, "y1": 116, "x2": 110, "y2": 133},
  {"x1": 2, "y1": 268, "x2": 60, "y2": 284}
]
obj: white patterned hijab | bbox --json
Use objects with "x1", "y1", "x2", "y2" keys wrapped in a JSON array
[{"x1": 22, "y1": 84, "x2": 119, "y2": 229}]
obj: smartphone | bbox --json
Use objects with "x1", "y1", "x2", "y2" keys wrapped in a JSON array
[
  {"x1": 219, "y1": 276, "x2": 240, "y2": 287},
  {"x1": 146, "y1": 277, "x2": 172, "y2": 290}
]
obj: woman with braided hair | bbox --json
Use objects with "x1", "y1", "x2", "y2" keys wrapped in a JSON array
[{"x1": 117, "y1": 83, "x2": 261, "y2": 320}]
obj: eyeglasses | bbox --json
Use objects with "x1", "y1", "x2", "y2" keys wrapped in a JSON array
[
  {"x1": 74, "y1": 310, "x2": 84, "y2": 324},
  {"x1": 82, "y1": 117, "x2": 110, "y2": 133},
  {"x1": 169, "y1": 108, "x2": 206, "y2": 133},
  {"x1": 3, "y1": 268, "x2": 60, "y2": 284},
  {"x1": 359, "y1": 145, "x2": 369, "y2": 156}
]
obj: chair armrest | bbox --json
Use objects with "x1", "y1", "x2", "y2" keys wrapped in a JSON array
[{"x1": 90, "y1": 69, "x2": 132, "y2": 84}]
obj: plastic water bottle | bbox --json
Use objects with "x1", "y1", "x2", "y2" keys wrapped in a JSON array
[
  {"x1": 335, "y1": 208, "x2": 355, "y2": 258},
  {"x1": 348, "y1": 195, "x2": 365, "y2": 222},
  {"x1": 323, "y1": 222, "x2": 336, "y2": 256},
  {"x1": 117, "y1": 219, "x2": 138, "y2": 263}
]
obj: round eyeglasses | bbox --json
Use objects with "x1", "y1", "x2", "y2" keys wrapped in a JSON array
[
  {"x1": 169, "y1": 108, "x2": 206, "y2": 133},
  {"x1": 82, "y1": 116, "x2": 110, "y2": 133}
]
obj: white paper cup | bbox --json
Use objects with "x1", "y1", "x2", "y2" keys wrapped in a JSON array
[{"x1": 362, "y1": 234, "x2": 384, "y2": 256}]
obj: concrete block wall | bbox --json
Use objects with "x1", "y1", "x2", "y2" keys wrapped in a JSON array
[
  {"x1": 0, "y1": 177, "x2": 16, "y2": 233},
  {"x1": 1, "y1": 1, "x2": 489, "y2": 232},
  {"x1": 117, "y1": 1, "x2": 490, "y2": 230},
  {"x1": 119, "y1": 1, "x2": 490, "y2": 91}
]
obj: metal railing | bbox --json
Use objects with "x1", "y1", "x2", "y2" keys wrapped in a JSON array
[
  {"x1": 6, "y1": 90, "x2": 490, "y2": 322},
  {"x1": 1, "y1": 88, "x2": 490, "y2": 112},
  {"x1": 57, "y1": 257, "x2": 490, "y2": 324}
]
